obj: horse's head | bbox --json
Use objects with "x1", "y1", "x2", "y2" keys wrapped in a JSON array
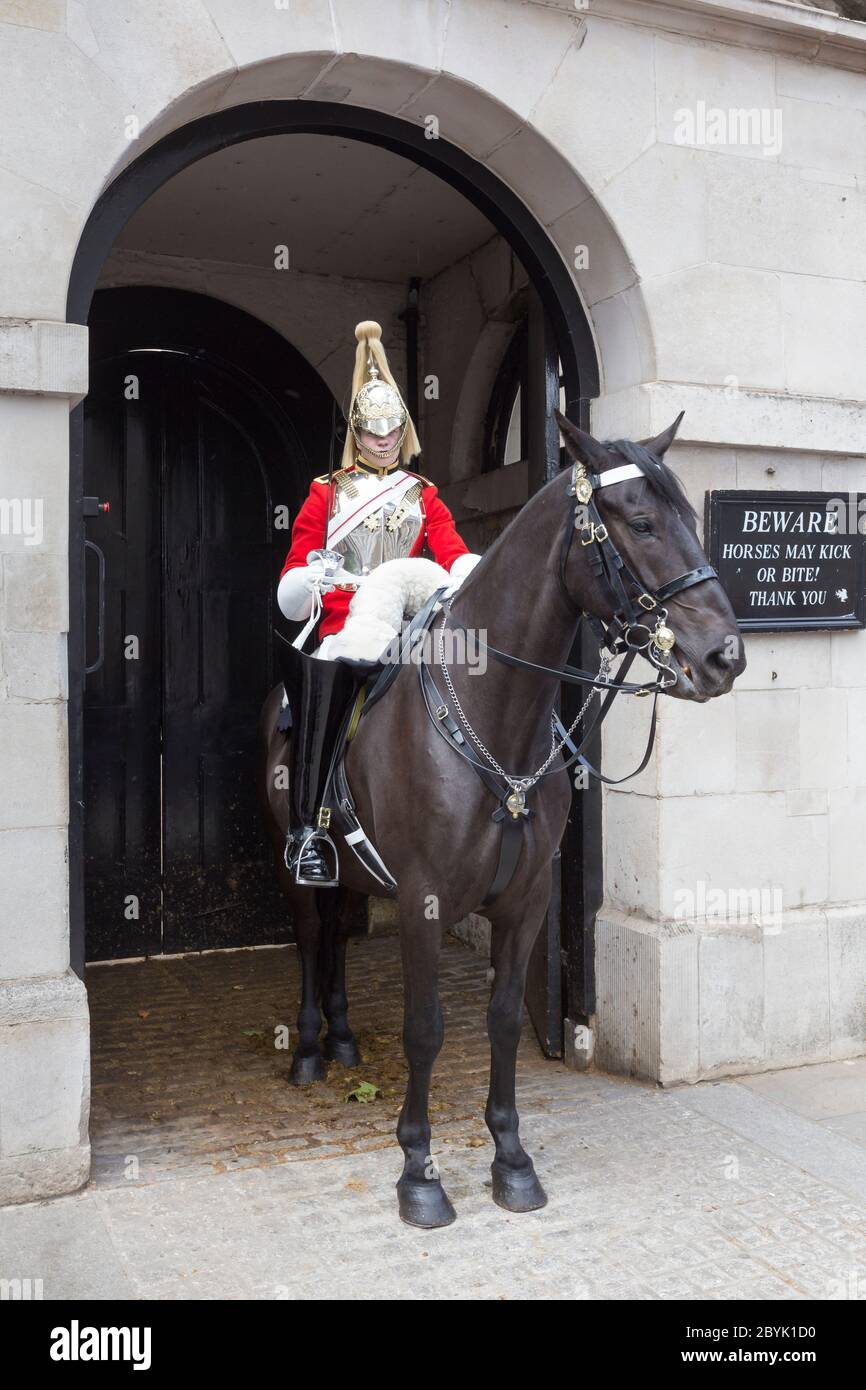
[{"x1": 555, "y1": 411, "x2": 745, "y2": 701}]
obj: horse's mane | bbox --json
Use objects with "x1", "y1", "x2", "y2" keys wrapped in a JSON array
[{"x1": 600, "y1": 439, "x2": 697, "y2": 523}]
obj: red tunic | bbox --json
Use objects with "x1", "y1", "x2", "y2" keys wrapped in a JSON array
[{"x1": 280, "y1": 471, "x2": 470, "y2": 639}]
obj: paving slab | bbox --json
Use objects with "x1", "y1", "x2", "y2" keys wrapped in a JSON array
[
  {"x1": 735, "y1": 1058, "x2": 866, "y2": 1122},
  {"x1": 824, "y1": 1112, "x2": 866, "y2": 1149},
  {"x1": 681, "y1": 1080, "x2": 866, "y2": 1212},
  {"x1": 0, "y1": 1191, "x2": 134, "y2": 1301}
]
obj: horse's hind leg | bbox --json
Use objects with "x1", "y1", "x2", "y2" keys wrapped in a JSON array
[
  {"x1": 319, "y1": 888, "x2": 361, "y2": 1068},
  {"x1": 288, "y1": 889, "x2": 326, "y2": 1085},
  {"x1": 485, "y1": 879, "x2": 550, "y2": 1213},
  {"x1": 395, "y1": 902, "x2": 456, "y2": 1229}
]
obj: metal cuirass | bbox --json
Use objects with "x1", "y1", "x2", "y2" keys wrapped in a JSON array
[{"x1": 332, "y1": 490, "x2": 424, "y2": 577}]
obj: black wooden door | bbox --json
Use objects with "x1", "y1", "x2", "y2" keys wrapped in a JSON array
[
  {"x1": 83, "y1": 318, "x2": 321, "y2": 960},
  {"x1": 83, "y1": 356, "x2": 163, "y2": 959},
  {"x1": 160, "y1": 358, "x2": 289, "y2": 952},
  {"x1": 84, "y1": 350, "x2": 288, "y2": 958}
]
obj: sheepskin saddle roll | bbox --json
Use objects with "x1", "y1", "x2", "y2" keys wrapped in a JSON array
[{"x1": 324, "y1": 558, "x2": 450, "y2": 663}]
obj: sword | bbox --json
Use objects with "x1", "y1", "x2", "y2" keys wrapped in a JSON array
[{"x1": 324, "y1": 395, "x2": 338, "y2": 548}]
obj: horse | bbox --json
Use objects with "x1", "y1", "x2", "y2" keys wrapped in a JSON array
[{"x1": 259, "y1": 412, "x2": 746, "y2": 1228}]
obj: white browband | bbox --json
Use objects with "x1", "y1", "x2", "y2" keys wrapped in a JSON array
[{"x1": 595, "y1": 463, "x2": 645, "y2": 488}]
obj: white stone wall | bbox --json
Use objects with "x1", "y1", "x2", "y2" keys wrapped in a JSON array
[
  {"x1": 0, "y1": 0, "x2": 865, "y2": 1198},
  {"x1": 0, "y1": 322, "x2": 89, "y2": 1203},
  {"x1": 420, "y1": 233, "x2": 526, "y2": 482},
  {"x1": 596, "y1": 443, "x2": 866, "y2": 1082}
]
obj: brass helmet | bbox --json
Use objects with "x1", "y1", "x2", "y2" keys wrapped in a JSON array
[
  {"x1": 350, "y1": 371, "x2": 408, "y2": 448},
  {"x1": 341, "y1": 320, "x2": 421, "y2": 470}
]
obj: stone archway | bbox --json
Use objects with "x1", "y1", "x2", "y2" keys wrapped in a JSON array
[
  {"x1": 4, "y1": 22, "x2": 651, "y2": 1206},
  {"x1": 66, "y1": 96, "x2": 608, "y2": 1000}
]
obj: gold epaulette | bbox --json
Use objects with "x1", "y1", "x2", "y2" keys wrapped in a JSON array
[
  {"x1": 315, "y1": 466, "x2": 361, "y2": 499},
  {"x1": 406, "y1": 469, "x2": 434, "y2": 488}
]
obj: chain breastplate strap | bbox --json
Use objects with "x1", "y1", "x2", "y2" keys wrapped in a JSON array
[{"x1": 417, "y1": 449, "x2": 720, "y2": 909}]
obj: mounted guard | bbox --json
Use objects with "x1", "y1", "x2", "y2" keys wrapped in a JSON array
[
  {"x1": 276, "y1": 319, "x2": 480, "y2": 887},
  {"x1": 261, "y1": 397, "x2": 745, "y2": 1224}
]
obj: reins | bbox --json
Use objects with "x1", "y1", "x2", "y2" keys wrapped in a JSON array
[{"x1": 418, "y1": 447, "x2": 720, "y2": 906}]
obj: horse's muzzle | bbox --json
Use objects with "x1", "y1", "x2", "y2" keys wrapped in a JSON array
[{"x1": 670, "y1": 636, "x2": 746, "y2": 701}]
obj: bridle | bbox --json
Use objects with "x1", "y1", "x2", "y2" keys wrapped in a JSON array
[
  {"x1": 440, "y1": 449, "x2": 719, "y2": 709},
  {"x1": 557, "y1": 452, "x2": 718, "y2": 671}
]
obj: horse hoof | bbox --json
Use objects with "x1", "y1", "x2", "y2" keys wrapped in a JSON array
[
  {"x1": 323, "y1": 1035, "x2": 361, "y2": 1067},
  {"x1": 491, "y1": 1159, "x2": 548, "y2": 1213},
  {"x1": 289, "y1": 1051, "x2": 325, "y2": 1086},
  {"x1": 397, "y1": 1178, "x2": 457, "y2": 1229}
]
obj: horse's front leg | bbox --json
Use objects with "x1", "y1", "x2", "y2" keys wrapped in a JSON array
[
  {"x1": 395, "y1": 896, "x2": 456, "y2": 1228},
  {"x1": 288, "y1": 889, "x2": 326, "y2": 1085},
  {"x1": 485, "y1": 873, "x2": 551, "y2": 1213},
  {"x1": 319, "y1": 887, "x2": 361, "y2": 1067}
]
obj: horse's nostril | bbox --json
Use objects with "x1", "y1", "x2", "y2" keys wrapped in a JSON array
[{"x1": 707, "y1": 644, "x2": 742, "y2": 675}]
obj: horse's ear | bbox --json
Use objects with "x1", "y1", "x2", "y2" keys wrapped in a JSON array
[
  {"x1": 554, "y1": 410, "x2": 609, "y2": 470},
  {"x1": 640, "y1": 411, "x2": 684, "y2": 460}
]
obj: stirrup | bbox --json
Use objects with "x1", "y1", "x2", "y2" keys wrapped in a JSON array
[{"x1": 285, "y1": 828, "x2": 340, "y2": 888}]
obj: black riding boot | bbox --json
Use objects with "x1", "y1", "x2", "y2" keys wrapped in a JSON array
[{"x1": 279, "y1": 645, "x2": 357, "y2": 888}]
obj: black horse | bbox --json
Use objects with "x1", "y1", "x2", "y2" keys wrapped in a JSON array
[{"x1": 259, "y1": 413, "x2": 745, "y2": 1227}]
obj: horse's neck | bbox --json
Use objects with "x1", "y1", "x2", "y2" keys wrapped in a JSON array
[{"x1": 445, "y1": 474, "x2": 580, "y2": 761}]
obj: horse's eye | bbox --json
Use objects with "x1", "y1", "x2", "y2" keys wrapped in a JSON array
[{"x1": 630, "y1": 519, "x2": 652, "y2": 535}]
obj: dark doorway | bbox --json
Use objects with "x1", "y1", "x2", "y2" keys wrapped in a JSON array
[{"x1": 82, "y1": 288, "x2": 334, "y2": 960}]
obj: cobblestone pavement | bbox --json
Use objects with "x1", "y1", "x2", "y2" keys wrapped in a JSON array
[
  {"x1": 3, "y1": 937, "x2": 866, "y2": 1300},
  {"x1": 87, "y1": 935, "x2": 517, "y2": 1185}
]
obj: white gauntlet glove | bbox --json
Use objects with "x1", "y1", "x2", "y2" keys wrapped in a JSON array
[
  {"x1": 278, "y1": 565, "x2": 321, "y2": 620},
  {"x1": 277, "y1": 560, "x2": 366, "y2": 620},
  {"x1": 301, "y1": 562, "x2": 330, "y2": 594},
  {"x1": 442, "y1": 552, "x2": 482, "y2": 598}
]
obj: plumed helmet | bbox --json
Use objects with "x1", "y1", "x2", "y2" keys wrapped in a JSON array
[
  {"x1": 340, "y1": 320, "x2": 421, "y2": 469},
  {"x1": 350, "y1": 376, "x2": 408, "y2": 443}
]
